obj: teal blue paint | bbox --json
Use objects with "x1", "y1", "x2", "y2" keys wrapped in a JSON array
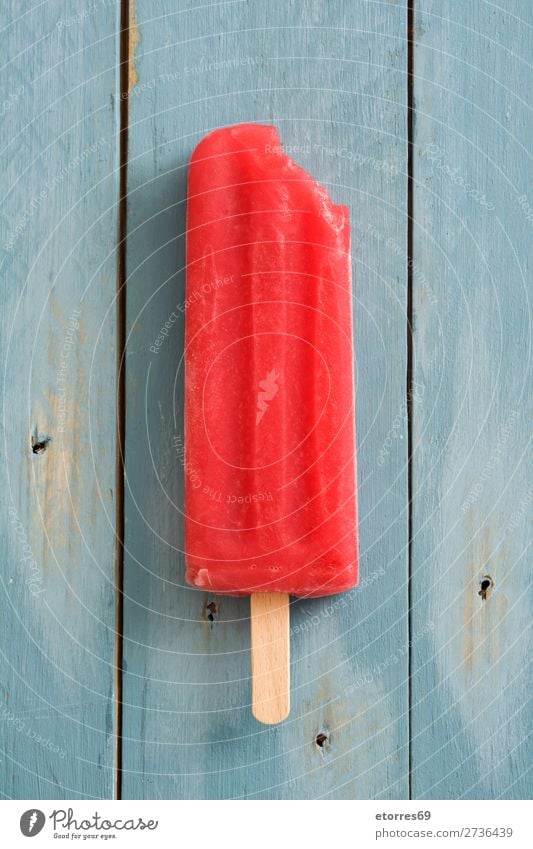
[
  {"x1": 3, "y1": 0, "x2": 529, "y2": 803},
  {"x1": 0, "y1": 2, "x2": 120, "y2": 797},
  {"x1": 121, "y1": 0, "x2": 409, "y2": 799},
  {"x1": 411, "y1": 0, "x2": 532, "y2": 799}
]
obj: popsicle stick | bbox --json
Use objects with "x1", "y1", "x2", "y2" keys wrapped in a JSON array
[{"x1": 251, "y1": 593, "x2": 290, "y2": 724}]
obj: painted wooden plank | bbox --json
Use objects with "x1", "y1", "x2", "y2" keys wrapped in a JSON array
[
  {"x1": 122, "y1": 0, "x2": 409, "y2": 798},
  {"x1": 411, "y1": 0, "x2": 532, "y2": 798},
  {"x1": 0, "y1": 2, "x2": 120, "y2": 798}
]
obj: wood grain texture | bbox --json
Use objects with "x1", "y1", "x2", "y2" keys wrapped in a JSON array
[
  {"x1": 0, "y1": 1, "x2": 120, "y2": 798},
  {"x1": 251, "y1": 593, "x2": 290, "y2": 725},
  {"x1": 3, "y1": 0, "x2": 530, "y2": 804},
  {"x1": 122, "y1": 0, "x2": 409, "y2": 799},
  {"x1": 411, "y1": 0, "x2": 532, "y2": 798}
]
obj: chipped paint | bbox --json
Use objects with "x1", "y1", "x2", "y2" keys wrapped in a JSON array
[{"x1": 128, "y1": 0, "x2": 140, "y2": 92}]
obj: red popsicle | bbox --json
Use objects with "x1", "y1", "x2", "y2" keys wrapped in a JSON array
[{"x1": 185, "y1": 123, "x2": 358, "y2": 598}]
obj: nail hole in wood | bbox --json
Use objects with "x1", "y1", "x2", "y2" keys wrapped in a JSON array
[
  {"x1": 31, "y1": 436, "x2": 51, "y2": 455},
  {"x1": 315, "y1": 732, "x2": 328, "y2": 749},
  {"x1": 478, "y1": 575, "x2": 494, "y2": 602},
  {"x1": 205, "y1": 600, "x2": 218, "y2": 625}
]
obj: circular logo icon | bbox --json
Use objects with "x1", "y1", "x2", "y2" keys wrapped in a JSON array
[{"x1": 20, "y1": 810, "x2": 46, "y2": 837}]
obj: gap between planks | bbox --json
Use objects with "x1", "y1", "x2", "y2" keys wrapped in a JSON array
[
  {"x1": 115, "y1": 0, "x2": 132, "y2": 802},
  {"x1": 406, "y1": 0, "x2": 415, "y2": 802}
]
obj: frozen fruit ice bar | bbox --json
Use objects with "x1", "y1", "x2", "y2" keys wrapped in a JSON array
[{"x1": 184, "y1": 123, "x2": 358, "y2": 597}]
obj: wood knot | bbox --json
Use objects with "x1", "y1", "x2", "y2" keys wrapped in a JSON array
[
  {"x1": 315, "y1": 732, "x2": 329, "y2": 749},
  {"x1": 204, "y1": 599, "x2": 218, "y2": 627},
  {"x1": 31, "y1": 436, "x2": 51, "y2": 455}
]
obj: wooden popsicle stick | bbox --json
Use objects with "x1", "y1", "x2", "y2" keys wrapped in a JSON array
[{"x1": 250, "y1": 592, "x2": 290, "y2": 724}]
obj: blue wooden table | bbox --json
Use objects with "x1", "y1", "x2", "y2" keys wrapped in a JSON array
[{"x1": 1, "y1": 0, "x2": 531, "y2": 800}]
